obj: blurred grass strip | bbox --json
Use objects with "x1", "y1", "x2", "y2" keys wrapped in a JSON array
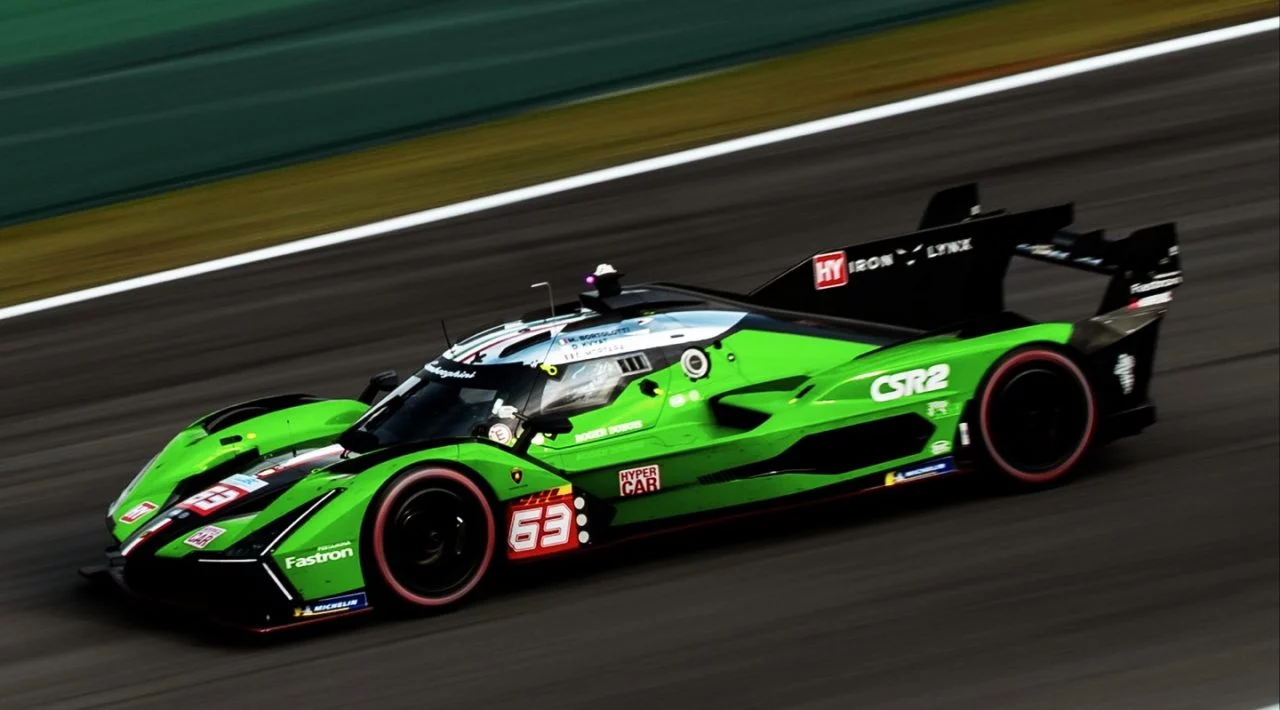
[{"x1": 1, "y1": 0, "x2": 1274, "y2": 308}]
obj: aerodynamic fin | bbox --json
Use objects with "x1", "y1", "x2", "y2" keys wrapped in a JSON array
[{"x1": 1015, "y1": 222, "x2": 1182, "y2": 315}]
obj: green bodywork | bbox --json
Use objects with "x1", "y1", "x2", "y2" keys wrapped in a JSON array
[{"x1": 106, "y1": 319, "x2": 1073, "y2": 604}]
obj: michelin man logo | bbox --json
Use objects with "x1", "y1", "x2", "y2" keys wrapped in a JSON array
[{"x1": 1114, "y1": 354, "x2": 1136, "y2": 395}]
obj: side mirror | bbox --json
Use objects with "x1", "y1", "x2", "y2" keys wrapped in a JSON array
[
  {"x1": 513, "y1": 415, "x2": 573, "y2": 453},
  {"x1": 358, "y1": 370, "x2": 399, "y2": 404},
  {"x1": 528, "y1": 416, "x2": 573, "y2": 435}
]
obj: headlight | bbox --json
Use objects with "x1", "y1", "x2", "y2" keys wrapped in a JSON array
[{"x1": 107, "y1": 455, "x2": 158, "y2": 517}]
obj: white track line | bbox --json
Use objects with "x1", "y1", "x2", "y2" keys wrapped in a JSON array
[{"x1": 2, "y1": 17, "x2": 1276, "y2": 324}]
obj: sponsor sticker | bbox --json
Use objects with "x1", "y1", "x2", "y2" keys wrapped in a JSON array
[
  {"x1": 507, "y1": 487, "x2": 580, "y2": 560},
  {"x1": 812, "y1": 251, "x2": 848, "y2": 290},
  {"x1": 1114, "y1": 353, "x2": 1136, "y2": 395},
  {"x1": 1129, "y1": 274, "x2": 1182, "y2": 294},
  {"x1": 850, "y1": 252, "x2": 896, "y2": 273},
  {"x1": 669, "y1": 390, "x2": 701, "y2": 408},
  {"x1": 885, "y1": 457, "x2": 956, "y2": 486},
  {"x1": 294, "y1": 591, "x2": 369, "y2": 618},
  {"x1": 618, "y1": 465, "x2": 661, "y2": 497},
  {"x1": 424, "y1": 361, "x2": 476, "y2": 379},
  {"x1": 177, "y1": 475, "x2": 268, "y2": 517},
  {"x1": 224, "y1": 473, "x2": 269, "y2": 492},
  {"x1": 895, "y1": 238, "x2": 972, "y2": 267},
  {"x1": 284, "y1": 545, "x2": 355, "y2": 569},
  {"x1": 184, "y1": 525, "x2": 226, "y2": 549},
  {"x1": 930, "y1": 440, "x2": 952, "y2": 455},
  {"x1": 574, "y1": 420, "x2": 644, "y2": 444},
  {"x1": 925, "y1": 400, "x2": 951, "y2": 419},
  {"x1": 922, "y1": 238, "x2": 972, "y2": 260},
  {"x1": 1023, "y1": 243, "x2": 1071, "y2": 261},
  {"x1": 488, "y1": 422, "x2": 514, "y2": 445},
  {"x1": 871, "y1": 364, "x2": 950, "y2": 402},
  {"x1": 559, "y1": 325, "x2": 640, "y2": 346},
  {"x1": 119, "y1": 501, "x2": 157, "y2": 525}
]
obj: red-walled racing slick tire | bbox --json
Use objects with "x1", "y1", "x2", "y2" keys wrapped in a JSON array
[
  {"x1": 975, "y1": 346, "x2": 1098, "y2": 487},
  {"x1": 366, "y1": 468, "x2": 497, "y2": 611}
]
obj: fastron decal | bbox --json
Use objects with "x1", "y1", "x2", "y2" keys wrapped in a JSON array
[{"x1": 284, "y1": 546, "x2": 355, "y2": 569}]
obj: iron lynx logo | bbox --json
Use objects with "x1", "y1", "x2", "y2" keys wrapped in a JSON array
[
  {"x1": 896, "y1": 238, "x2": 973, "y2": 266},
  {"x1": 813, "y1": 239, "x2": 974, "y2": 289},
  {"x1": 284, "y1": 545, "x2": 354, "y2": 569},
  {"x1": 849, "y1": 252, "x2": 895, "y2": 273},
  {"x1": 870, "y1": 364, "x2": 950, "y2": 402}
]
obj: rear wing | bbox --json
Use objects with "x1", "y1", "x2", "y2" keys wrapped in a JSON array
[{"x1": 748, "y1": 184, "x2": 1182, "y2": 330}]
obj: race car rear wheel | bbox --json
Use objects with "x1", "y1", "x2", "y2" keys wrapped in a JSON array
[
  {"x1": 976, "y1": 346, "x2": 1097, "y2": 487},
  {"x1": 368, "y1": 468, "x2": 496, "y2": 611}
]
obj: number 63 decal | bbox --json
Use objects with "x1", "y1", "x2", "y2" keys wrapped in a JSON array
[{"x1": 506, "y1": 491, "x2": 581, "y2": 560}]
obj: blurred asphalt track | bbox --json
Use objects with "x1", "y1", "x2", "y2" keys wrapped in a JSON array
[{"x1": 0, "y1": 31, "x2": 1276, "y2": 710}]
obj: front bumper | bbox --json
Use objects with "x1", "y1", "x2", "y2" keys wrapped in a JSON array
[{"x1": 80, "y1": 548, "x2": 371, "y2": 633}]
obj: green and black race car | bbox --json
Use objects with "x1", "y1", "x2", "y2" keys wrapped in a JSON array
[{"x1": 82, "y1": 184, "x2": 1183, "y2": 631}]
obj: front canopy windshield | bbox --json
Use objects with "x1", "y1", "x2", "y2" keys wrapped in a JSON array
[{"x1": 339, "y1": 360, "x2": 542, "y2": 453}]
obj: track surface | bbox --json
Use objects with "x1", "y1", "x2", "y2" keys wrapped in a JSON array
[{"x1": 0, "y1": 33, "x2": 1276, "y2": 710}]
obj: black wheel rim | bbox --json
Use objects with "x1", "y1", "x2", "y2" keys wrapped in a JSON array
[
  {"x1": 383, "y1": 485, "x2": 489, "y2": 599},
  {"x1": 987, "y1": 364, "x2": 1089, "y2": 473}
]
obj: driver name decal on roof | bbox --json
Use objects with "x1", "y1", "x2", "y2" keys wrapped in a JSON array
[{"x1": 543, "y1": 311, "x2": 747, "y2": 366}]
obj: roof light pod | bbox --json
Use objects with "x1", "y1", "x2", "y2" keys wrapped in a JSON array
[{"x1": 586, "y1": 263, "x2": 624, "y2": 297}]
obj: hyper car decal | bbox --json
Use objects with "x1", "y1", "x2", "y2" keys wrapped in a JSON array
[{"x1": 618, "y1": 465, "x2": 661, "y2": 497}]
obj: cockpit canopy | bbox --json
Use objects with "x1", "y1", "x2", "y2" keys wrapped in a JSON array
[{"x1": 339, "y1": 309, "x2": 743, "y2": 452}]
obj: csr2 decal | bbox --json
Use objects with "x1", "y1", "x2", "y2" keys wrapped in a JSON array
[{"x1": 870, "y1": 364, "x2": 950, "y2": 402}]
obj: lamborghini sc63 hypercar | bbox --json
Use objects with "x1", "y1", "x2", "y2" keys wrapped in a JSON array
[{"x1": 83, "y1": 184, "x2": 1182, "y2": 631}]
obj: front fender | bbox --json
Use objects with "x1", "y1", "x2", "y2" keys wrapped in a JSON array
[
  {"x1": 107, "y1": 397, "x2": 368, "y2": 539},
  {"x1": 265, "y1": 441, "x2": 570, "y2": 600}
]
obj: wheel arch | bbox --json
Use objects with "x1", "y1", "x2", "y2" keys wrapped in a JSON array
[
  {"x1": 357, "y1": 459, "x2": 503, "y2": 611},
  {"x1": 959, "y1": 340, "x2": 1101, "y2": 485}
]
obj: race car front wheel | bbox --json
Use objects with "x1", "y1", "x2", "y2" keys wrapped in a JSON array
[
  {"x1": 367, "y1": 468, "x2": 496, "y2": 611},
  {"x1": 975, "y1": 346, "x2": 1097, "y2": 487}
]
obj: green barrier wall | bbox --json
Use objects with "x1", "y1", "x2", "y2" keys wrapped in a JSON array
[{"x1": 0, "y1": 0, "x2": 1000, "y2": 224}]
